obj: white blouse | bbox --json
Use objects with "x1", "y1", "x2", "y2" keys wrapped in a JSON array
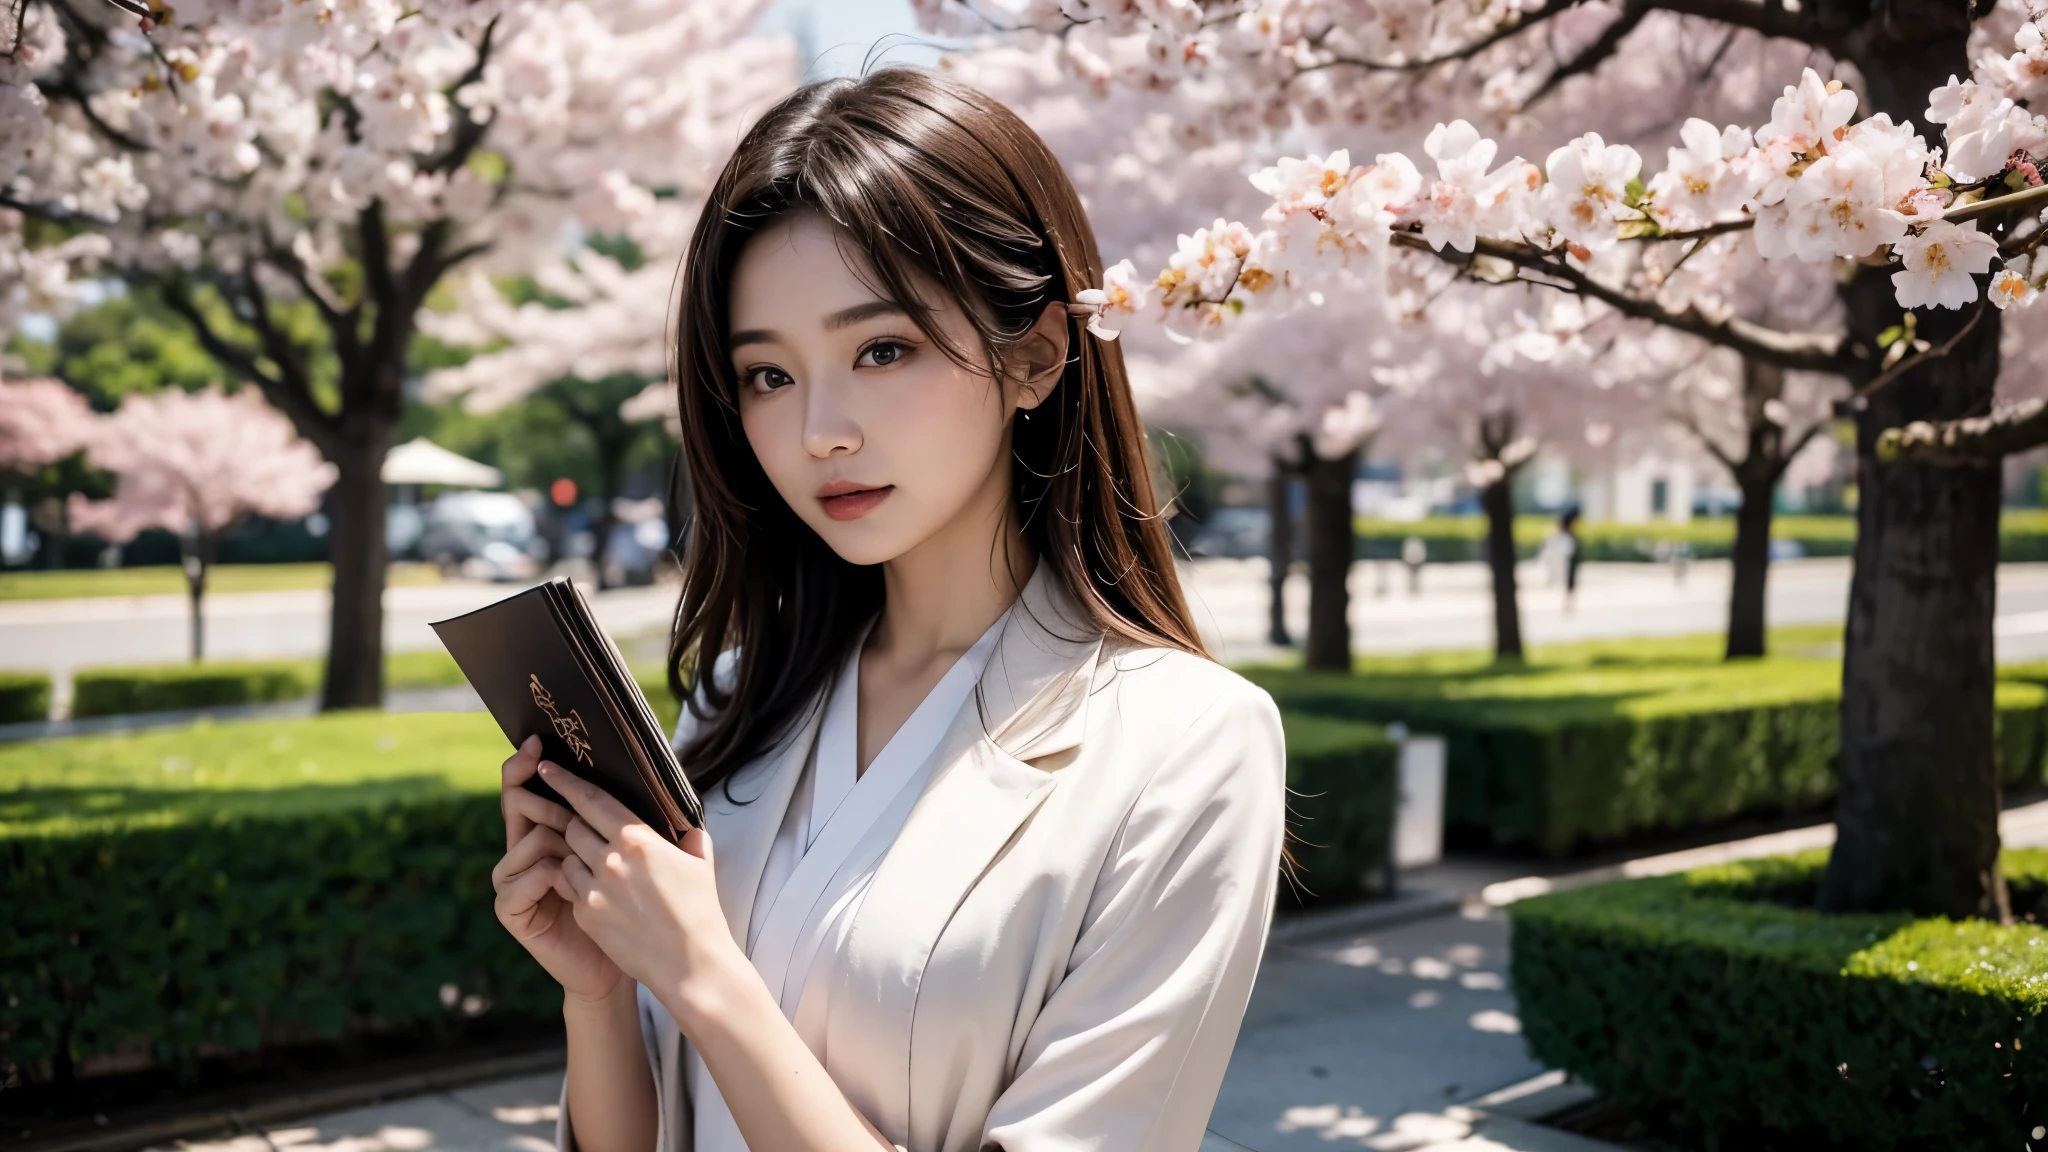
[{"x1": 686, "y1": 609, "x2": 1012, "y2": 1152}]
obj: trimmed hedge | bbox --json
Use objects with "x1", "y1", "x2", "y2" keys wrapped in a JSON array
[
  {"x1": 1510, "y1": 849, "x2": 2048, "y2": 1148},
  {"x1": 0, "y1": 672, "x2": 51, "y2": 725},
  {"x1": 1353, "y1": 509, "x2": 2048, "y2": 563},
  {"x1": 63, "y1": 650, "x2": 491, "y2": 721},
  {"x1": 71, "y1": 660, "x2": 318, "y2": 719},
  {"x1": 1, "y1": 698, "x2": 1373, "y2": 1081},
  {"x1": 1248, "y1": 653, "x2": 2048, "y2": 855},
  {"x1": 0, "y1": 712, "x2": 562, "y2": 1082},
  {"x1": 1278, "y1": 712, "x2": 1399, "y2": 906}
]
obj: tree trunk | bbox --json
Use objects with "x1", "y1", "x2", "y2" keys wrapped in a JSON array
[
  {"x1": 320, "y1": 425, "x2": 395, "y2": 711},
  {"x1": 1481, "y1": 473, "x2": 1523, "y2": 661},
  {"x1": 590, "y1": 443, "x2": 627, "y2": 590},
  {"x1": 1726, "y1": 470, "x2": 1774, "y2": 660},
  {"x1": 1820, "y1": 277, "x2": 2006, "y2": 919},
  {"x1": 181, "y1": 531, "x2": 214, "y2": 662},
  {"x1": 1267, "y1": 458, "x2": 1293, "y2": 647},
  {"x1": 1302, "y1": 444, "x2": 1356, "y2": 671},
  {"x1": 1819, "y1": 5, "x2": 2010, "y2": 920},
  {"x1": 1723, "y1": 358, "x2": 1788, "y2": 660}
]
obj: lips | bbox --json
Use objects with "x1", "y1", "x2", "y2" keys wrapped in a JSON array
[{"x1": 817, "y1": 481, "x2": 893, "y2": 522}]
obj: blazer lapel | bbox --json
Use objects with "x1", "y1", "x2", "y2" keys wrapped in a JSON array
[{"x1": 834, "y1": 565, "x2": 1105, "y2": 1144}]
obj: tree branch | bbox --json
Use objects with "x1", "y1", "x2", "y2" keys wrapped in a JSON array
[
  {"x1": 419, "y1": 17, "x2": 499, "y2": 177},
  {"x1": 1304, "y1": 0, "x2": 1579, "y2": 74},
  {"x1": 1643, "y1": 0, "x2": 1827, "y2": 46},
  {"x1": 1768, "y1": 417, "x2": 1833, "y2": 483},
  {"x1": 39, "y1": 72, "x2": 152, "y2": 153},
  {"x1": 1667, "y1": 405, "x2": 1741, "y2": 473},
  {"x1": 1388, "y1": 230, "x2": 1855, "y2": 374},
  {"x1": 158, "y1": 277, "x2": 342, "y2": 457},
  {"x1": 258, "y1": 227, "x2": 356, "y2": 341},
  {"x1": 1523, "y1": 0, "x2": 1650, "y2": 108},
  {"x1": 1848, "y1": 299, "x2": 1989, "y2": 401},
  {"x1": 1877, "y1": 398, "x2": 2048, "y2": 466}
]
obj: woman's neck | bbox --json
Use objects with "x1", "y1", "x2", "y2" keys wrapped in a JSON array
[{"x1": 867, "y1": 462, "x2": 1035, "y2": 668}]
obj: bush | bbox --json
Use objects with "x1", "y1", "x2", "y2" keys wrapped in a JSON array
[
  {"x1": 1246, "y1": 654, "x2": 2048, "y2": 855},
  {"x1": 71, "y1": 660, "x2": 317, "y2": 718},
  {"x1": 1509, "y1": 849, "x2": 2048, "y2": 1149},
  {"x1": 0, "y1": 712, "x2": 560, "y2": 1082},
  {"x1": 0, "y1": 702, "x2": 1373, "y2": 1081},
  {"x1": 1278, "y1": 712, "x2": 1399, "y2": 906},
  {"x1": 0, "y1": 672, "x2": 51, "y2": 725},
  {"x1": 65, "y1": 650, "x2": 487, "y2": 720}
]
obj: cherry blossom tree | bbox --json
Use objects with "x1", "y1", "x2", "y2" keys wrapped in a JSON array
[
  {"x1": 991, "y1": 0, "x2": 2048, "y2": 921},
  {"x1": 0, "y1": 374, "x2": 98, "y2": 566},
  {"x1": 0, "y1": 375, "x2": 94, "y2": 474},
  {"x1": 68, "y1": 386, "x2": 336, "y2": 660},
  {"x1": 0, "y1": 0, "x2": 794, "y2": 707}
]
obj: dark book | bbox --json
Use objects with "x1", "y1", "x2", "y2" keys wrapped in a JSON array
[{"x1": 431, "y1": 577, "x2": 702, "y2": 842}]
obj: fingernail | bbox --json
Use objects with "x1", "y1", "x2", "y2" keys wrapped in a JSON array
[{"x1": 538, "y1": 762, "x2": 553, "y2": 775}]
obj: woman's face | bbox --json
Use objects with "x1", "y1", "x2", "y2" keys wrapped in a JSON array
[{"x1": 729, "y1": 212, "x2": 1060, "y2": 567}]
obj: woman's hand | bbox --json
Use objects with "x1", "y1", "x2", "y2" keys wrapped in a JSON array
[
  {"x1": 492, "y1": 735, "x2": 626, "y2": 1004},
  {"x1": 540, "y1": 758, "x2": 751, "y2": 1027}
]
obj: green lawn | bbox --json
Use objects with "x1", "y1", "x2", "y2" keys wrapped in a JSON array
[
  {"x1": 0, "y1": 562, "x2": 444, "y2": 601},
  {"x1": 0, "y1": 710, "x2": 508, "y2": 839}
]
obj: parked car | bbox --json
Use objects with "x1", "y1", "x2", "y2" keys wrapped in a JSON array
[
  {"x1": 1184, "y1": 507, "x2": 1270, "y2": 559},
  {"x1": 417, "y1": 491, "x2": 543, "y2": 582}
]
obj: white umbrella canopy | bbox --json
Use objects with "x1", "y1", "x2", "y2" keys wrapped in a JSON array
[{"x1": 381, "y1": 438, "x2": 504, "y2": 488}]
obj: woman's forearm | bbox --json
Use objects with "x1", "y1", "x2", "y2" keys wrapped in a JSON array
[
  {"x1": 662, "y1": 950, "x2": 896, "y2": 1152},
  {"x1": 562, "y1": 978, "x2": 659, "y2": 1152}
]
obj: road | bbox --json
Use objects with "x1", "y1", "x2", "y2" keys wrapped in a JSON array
[
  {"x1": 13, "y1": 558, "x2": 2048, "y2": 692},
  {"x1": 1185, "y1": 556, "x2": 2048, "y2": 664},
  {"x1": 0, "y1": 580, "x2": 679, "y2": 711}
]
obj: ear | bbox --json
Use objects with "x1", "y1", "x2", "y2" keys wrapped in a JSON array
[{"x1": 1010, "y1": 299, "x2": 1070, "y2": 415}]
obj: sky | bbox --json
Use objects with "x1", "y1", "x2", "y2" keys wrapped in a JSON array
[{"x1": 753, "y1": 0, "x2": 958, "y2": 80}]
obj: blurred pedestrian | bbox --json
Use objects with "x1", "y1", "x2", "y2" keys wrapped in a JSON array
[{"x1": 1542, "y1": 506, "x2": 1582, "y2": 614}]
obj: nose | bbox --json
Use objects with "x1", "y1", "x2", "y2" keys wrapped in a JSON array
[{"x1": 800, "y1": 374, "x2": 862, "y2": 459}]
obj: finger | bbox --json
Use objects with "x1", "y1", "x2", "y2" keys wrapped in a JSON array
[
  {"x1": 500, "y1": 735, "x2": 543, "y2": 850},
  {"x1": 537, "y1": 760, "x2": 636, "y2": 841},
  {"x1": 503, "y1": 734, "x2": 542, "y2": 784},
  {"x1": 680, "y1": 826, "x2": 714, "y2": 865},
  {"x1": 504, "y1": 786, "x2": 574, "y2": 834},
  {"x1": 495, "y1": 855, "x2": 564, "y2": 919},
  {"x1": 564, "y1": 814, "x2": 611, "y2": 870},
  {"x1": 561, "y1": 851, "x2": 594, "y2": 904},
  {"x1": 492, "y1": 825, "x2": 571, "y2": 889}
]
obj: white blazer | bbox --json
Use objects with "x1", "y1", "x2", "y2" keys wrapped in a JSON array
[{"x1": 553, "y1": 565, "x2": 1288, "y2": 1152}]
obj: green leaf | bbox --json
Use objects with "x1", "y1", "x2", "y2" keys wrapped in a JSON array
[
  {"x1": 1623, "y1": 176, "x2": 1648, "y2": 207},
  {"x1": 1876, "y1": 324, "x2": 1905, "y2": 348}
]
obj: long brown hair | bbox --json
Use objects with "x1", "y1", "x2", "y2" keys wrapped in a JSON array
[{"x1": 667, "y1": 67, "x2": 1205, "y2": 795}]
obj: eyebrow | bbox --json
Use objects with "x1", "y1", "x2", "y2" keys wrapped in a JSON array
[{"x1": 730, "y1": 300, "x2": 909, "y2": 349}]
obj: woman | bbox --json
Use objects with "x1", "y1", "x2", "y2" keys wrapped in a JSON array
[{"x1": 489, "y1": 68, "x2": 1287, "y2": 1152}]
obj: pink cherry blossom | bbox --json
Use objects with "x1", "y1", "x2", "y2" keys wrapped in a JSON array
[
  {"x1": 1541, "y1": 133, "x2": 1643, "y2": 253},
  {"x1": 0, "y1": 376, "x2": 96, "y2": 472},
  {"x1": 1891, "y1": 220, "x2": 2000, "y2": 310},
  {"x1": 1646, "y1": 120, "x2": 1759, "y2": 232},
  {"x1": 67, "y1": 387, "x2": 337, "y2": 543}
]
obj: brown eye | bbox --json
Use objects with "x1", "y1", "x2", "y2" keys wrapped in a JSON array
[
  {"x1": 744, "y1": 366, "x2": 793, "y2": 393},
  {"x1": 857, "y1": 339, "x2": 912, "y2": 368}
]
